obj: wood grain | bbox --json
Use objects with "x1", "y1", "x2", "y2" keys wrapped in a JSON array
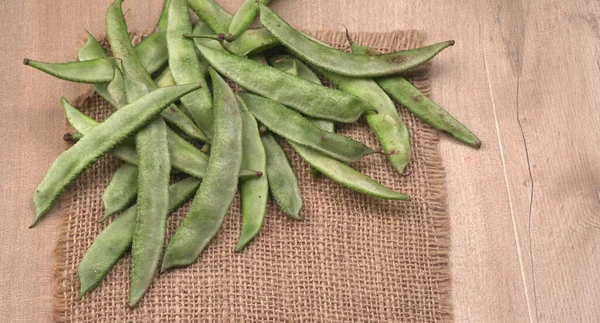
[{"x1": 1, "y1": 0, "x2": 598, "y2": 321}]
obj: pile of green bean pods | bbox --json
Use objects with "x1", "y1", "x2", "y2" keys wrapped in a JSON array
[{"x1": 26, "y1": 0, "x2": 481, "y2": 306}]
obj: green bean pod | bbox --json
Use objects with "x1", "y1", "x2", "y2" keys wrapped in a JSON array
[
  {"x1": 379, "y1": 77, "x2": 481, "y2": 147},
  {"x1": 167, "y1": 0, "x2": 213, "y2": 138},
  {"x1": 235, "y1": 94, "x2": 268, "y2": 251},
  {"x1": 32, "y1": 84, "x2": 199, "y2": 226},
  {"x1": 226, "y1": 0, "x2": 270, "y2": 41},
  {"x1": 290, "y1": 142, "x2": 411, "y2": 200},
  {"x1": 351, "y1": 43, "x2": 481, "y2": 148},
  {"x1": 78, "y1": 31, "x2": 119, "y2": 106},
  {"x1": 78, "y1": 177, "x2": 201, "y2": 298},
  {"x1": 134, "y1": 32, "x2": 169, "y2": 75},
  {"x1": 317, "y1": 68, "x2": 411, "y2": 174},
  {"x1": 62, "y1": 101, "x2": 258, "y2": 179},
  {"x1": 23, "y1": 57, "x2": 115, "y2": 83},
  {"x1": 188, "y1": 0, "x2": 232, "y2": 34},
  {"x1": 102, "y1": 163, "x2": 138, "y2": 220},
  {"x1": 161, "y1": 68, "x2": 243, "y2": 271},
  {"x1": 239, "y1": 93, "x2": 376, "y2": 163},
  {"x1": 224, "y1": 27, "x2": 279, "y2": 56},
  {"x1": 261, "y1": 133, "x2": 302, "y2": 220},
  {"x1": 259, "y1": 4, "x2": 454, "y2": 77},
  {"x1": 195, "y1": 43, "x2": 375, "y2": 123},
  {"x1": 107, "y1": 0, "x2": 175, "y2": 306}
]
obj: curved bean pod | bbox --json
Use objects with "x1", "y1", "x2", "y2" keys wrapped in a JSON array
[
  {"x1": 290, "y1": 143, "x2": 411, "y2": 200},
  {"x1": 316, "y1": 68, "x2": 411, "y2": 174},
  {"x1": 236, "y1": 94, "x2": 268, "y2": 251},
  {"x1": 102, "y1": 163, "x2": 138, "y2": 220},
  {"x1": 188, "y1": 0, "x2": 232, "y2": 34},
  {"x1": 107, "y1": 0, "x2": 176, "y2": 306},
  {"x1": 167, "y1": 0, "x2": 213, "y2": 138},
  {"x1": 161, "y1": 68, "x2": 243, "y2": 271},
  {"x1": 379, "y1": 77, "x2": 481, "y2": 147},
  {"x1": 239, "y1": 93, "x2": 376, "y2": 163},
  {"x1": 351, "y1": 43, "x2": 481, "y2": 148},
  {"x1": 259, "y1": 4, "x2": 454, "y2": 77},
  {"x1": 261, "y1": 133, "x2": 302, "y2": 220},
  {"x1": 32, "y1": 84, "x2": 199, "y2": 226},
  {"x1": 227, "y1": 0, "x2": 270, "y2": 41},
  {"x1": 23, "y1": 57, "x2": 115, "y2": 83},
  {"x1": 78, "y1": 31, "x2": 119, "y2": 106},
  {"x1": 78, "y1": 177, "x2": 201, "y2": 298},
  {"x1": 196, "y1": 43, "x2": 375, "y2": 123}
]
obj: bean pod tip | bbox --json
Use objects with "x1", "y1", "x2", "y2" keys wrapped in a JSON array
[{"x1": 23, "y1": 58, "x2": 30, "y2": 65}]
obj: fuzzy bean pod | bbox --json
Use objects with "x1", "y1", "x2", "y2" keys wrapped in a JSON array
[
  {"x1": 161, "y1": 68, "x2": 243, "y2": 271},
  {"x1": 259, "y1": 4, "x2": 454, "y2": 77},
  {"x1": 235, "y1": 94, "x2": 268, "y2": 251}
]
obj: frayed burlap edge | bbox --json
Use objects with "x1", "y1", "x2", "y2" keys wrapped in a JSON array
[{"x1": 53, "y1": 30, "x2": 452, "y2": 322}]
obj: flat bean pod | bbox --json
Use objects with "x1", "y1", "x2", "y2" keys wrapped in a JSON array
[
  {"x1": 107, "y1": 0, "x2": 175, "y2": 306},
  {"x1": 261, "y1": 133, "x2": 302, "y2": 220},
  {"x1": 317, "y1": 68, "x2": 411, "y2": 174},
  {"x1": 23, "y1": 58, "x2": 115, "y2": 83},
  {"x1": 351, "y1": 43, "x2": 481, "y2": 148},
  {"x1": 32, "y1": 84, "x2": 199, "y2": 226},
  {"x1": 290, "y1": 142, "x2": 411, "y2": 200},
  {"x1": 227, "y1": 0, "x2": 270, "y2": 41},
  {"x1": 224, "y1": 27, "x2": 279, "y2": 56},
  {"x1": 167, "y1": 0, "x2": 213, "y2": 138},
  {"x1": 379, "y1": 77, "x2": 481, "y2": 147},
  {"x1": 102, "y1": 163, "x2": 138, "y2": 220},
  {"x1": 78, "y1": 31, "x2": 119, "y2": 106},
  {"x1": 78, "y1": 177, "x2": 201, "y2": 298},
  {"x1": 196, "y1": 43, "x2": 375, "y2": 123},
  {"x1": 259, "y1": 4, "x2": 454, "y2": 77},
  {"x1": 236, "y1": 94, "x2": 268, "y2": 251},
  {"x1": 188, "y1": 0, "x2": 232, "y2": 34},
  {"x1": 240, "y1": 93, "x2": 376, "y2": 163},
  {"x1": 161, "y1": 68, "x2": 243, "y2": 271}
]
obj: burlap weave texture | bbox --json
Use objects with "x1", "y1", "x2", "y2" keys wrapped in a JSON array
[{"x1": 54, "y1": 30, "x2": 452, "y2": 322}]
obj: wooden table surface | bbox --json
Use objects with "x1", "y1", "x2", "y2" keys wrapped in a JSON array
[{"x1": 2, "y1": 0, "x2": 599, "y2": 321}]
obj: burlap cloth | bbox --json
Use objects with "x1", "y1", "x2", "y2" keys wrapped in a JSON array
[{"x1": 53, "y1": 30, "x2": 452, "y2": 322}]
